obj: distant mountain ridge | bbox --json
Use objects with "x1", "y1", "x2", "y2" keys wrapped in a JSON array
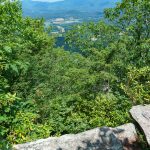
[{"x1": 22, "y1": 0, "x2": 119, "y2": 19}]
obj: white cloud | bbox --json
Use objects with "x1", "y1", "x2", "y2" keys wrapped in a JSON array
[{"x1": 32, "y1": 0, "x2": 64, "y2": 3}]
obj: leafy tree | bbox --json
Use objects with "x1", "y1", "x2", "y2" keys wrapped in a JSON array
[
  {"x1": 17, "y1": 36, "x2": 131, "y2": 136},
  {"x1": 66, "y1": 0, "x2": 150, "y2": 94},
  {"x1": 0, "y1": 0, "x2": 149, "y2": 148},
  {"x1": 121, "y1": 66, "x2": 150, "y2": 104},
  {"x1": 0, "y1": 0, "x2": 54, "y2": 146},
  {"x1": 104, "y1": 0, "x2": 150, "y2": 106},
  {"x1": 104, "y1": 0, "x2": 150, "y2": 67}
]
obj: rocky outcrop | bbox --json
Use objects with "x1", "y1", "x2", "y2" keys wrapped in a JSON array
[
  {"x1": 13, "y1": 123, "x2": 138, "y2": 150},
  {"x1": 130, "y1": 105, "x2": 150, "y2": 146},
  {"x1": 112, "y1": 123, "x2": 139, "y2": 150}
]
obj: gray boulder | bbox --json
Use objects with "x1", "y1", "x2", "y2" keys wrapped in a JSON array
[
  {"x1": 130, "y1": 105, "x2": 150, "y2": 146},
  {"x1": 13, "y1": 123, "x2": 137, "y2": 150},
  {"x1": 112, "y1": 123, "x2": 139, "y2": 150}
]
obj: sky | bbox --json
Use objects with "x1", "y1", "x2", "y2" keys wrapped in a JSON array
[{"x1": 32, "y1": 0, "x2": 64, "y2": 2}]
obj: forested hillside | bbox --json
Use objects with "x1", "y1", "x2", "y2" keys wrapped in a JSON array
[
  {"x1": 22, "y1": 0, "x2": 118, "y2": 18},
  {"x1": 0, "y1": 0, "x2": 149, "y2": 149}
]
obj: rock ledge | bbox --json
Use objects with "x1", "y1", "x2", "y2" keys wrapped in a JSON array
[
  {"x1": 13, "y1": 123, "x2": 138, "y2": 150},
  {"x1": 130, "y1": 105, "x2": 150, "y2": 146}
]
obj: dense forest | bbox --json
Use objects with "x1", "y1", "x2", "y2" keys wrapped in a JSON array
[{"x1": 0, "y1": 0, "x2": 150, "y2": 149}]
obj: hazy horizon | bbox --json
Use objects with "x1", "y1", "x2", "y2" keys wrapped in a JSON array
[{"x1": 22, "y1": 0, "x2": 119, "y2": 19}]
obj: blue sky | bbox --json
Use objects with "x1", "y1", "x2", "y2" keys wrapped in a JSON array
[{"x1": 32, "y1": 0, "x2": 64, "y2": 2}]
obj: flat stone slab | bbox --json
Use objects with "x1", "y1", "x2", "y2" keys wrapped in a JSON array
[
  {"x1": 13, "y1": 123, "x2": 138, "y2": 150},
  {"x1": 130, "y1": 105, "x2": 150, "y2": 146}
]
